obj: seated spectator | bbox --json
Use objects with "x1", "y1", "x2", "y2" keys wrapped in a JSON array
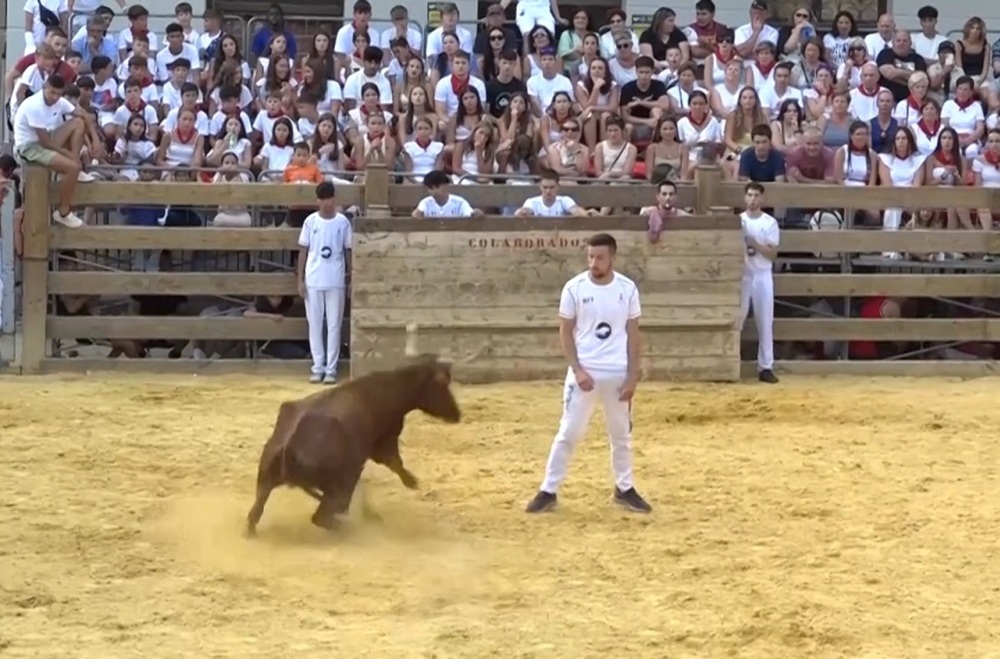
[
  {"x1": 666, "y1": 62, "x2": 708, "y2": 115},
  {"x1": 923, "y1": 127, "x2": 974, "y2": 234},
  {"x1": 342, "y1": 46, "x2": 391, "y2": 110},
  {"x1": 397, "y1": 86, "x2": 440, "y2": 144},
  {"x1": 352, "y1": 112, "x2": 395, "y2": 170},
  {"x1": 156, "y1": 23, "x2": 201, "y2": 84},
  {"x1": 447, "y1": 88, "x2": 487, "y2": 148},
  {"x1": 837, "y1": 39, "x2": 872, "y2": 92},
  {"x1": 159, "y1": 58, "x2": 196, "y2": 117},
  {"x1": 254, "y1": 116, "x2": 296, "y2": 177},
  {"x1": 593, "y1": 115, "x2": 637, "y2": 181},
  {"x1": 452, "y1": 120, "x2": 498, "y2": 184},
  {"x1": 955, "y1": 17, "x2": 991, "y2": 91},
  {"x1": 722, "y1": 87, "x2": 769, "y2": 177},
  {"x1": 644, "y1": 116, "x2": 688, "y2": 181},
  {"x1": 401, "y1": 116, "x2": 445, "y2": 182},
  {"x1": 599, "y1": 10, "x2": 639, "y2": 60},
  {"x1": 12, "y1": 74, "x2": 97, "y2": 228},
  {"x1": 941, "y1": 76, "x2": 985, "y2": 158},
  {"x1": 676, "y1": 90, "x2": 722, "y2": 166},
  {"x1": 111, "y1": 113, "x2": 157, "y2": 179},
  {"x1": 738, "y1": 124, "x2": 785, "y2": 182},
  {"x1": 539, "y1": 91, "x2": 579, "y2": 152},
  {"x1": 770, "y1": 98, "x2": 804, "y2": 152},
  {"x1": 395, "y1": 56, "x2": 434, "y2": 115},
  {"x1": 515, "y1": 170, "x2": 596, "y2": 216},
  {"x1": 253, "y1": 54, "x2": 297, "y2": 112},
  {"x1": 480, "y1": 26, "x2": 521, "y2": 84},
  {"x1": 206, "y1": 115, "x2": 253, "y2": 168},
  {"x1": 878, "y1": 126, "x2": 925, "y2": 236},
  {"x1": 803, "y1": 65, "x2": 836, "y2": 120},
  {"x1": 157, "y1": 107, "x2": 204, "y2": 171},
  {"x1": 575, "y1": 56, "x2": 619, "y2": 146},
  {"x1": 607, "y1": 30, "x2": 639, "y2": 87},
  {"x1": 525, "y1": 28, "x2": 562, "y2": 79},
  {"x1": 412, "y1": 169, "x2": 478, "y2": 217},
  {"x1": 758, "y1": 62, "x2": 801, "y2": 119},
  {"x1": 433, "y1": 50, "x2": 486, "y2": 117},
  {"x1": 703, "y1": 28, "x2": 737, "y2": 89},
  {"x1": 833, "y1": 120, "x2": 876, "y2": 188},
  {"x1": 619, "y1": 56, "x2": 668, "y2": 143},
  {"x1": 870, "y1": 89, "x2": 899, "y2": 153},
  {"x1": 498, "y1": 91, "x2": 535, "y2": 146},
  {"x1": 912, "y1": 98, "x2": 942, "y2": 156},
  {"x1": 311, "y1": 114, "x2": 349, "y2": 179},
  {"x1": 544, "y1": 117, "x2": 589, "y2": 177},
  {"x1": 112, "y1": 77, "x2": 160, "y2": 142},
  {"x1": 817, "y1": 91, "x2": 852, "y2": 148},
  {"x1": 847, "y1": 62, "x2": 885, "y2": 122},
  {"x1": 525, "y1": 46, "x2": 573, "y2": 116},
  {"x1": 892, "y1": 71, "x2": 930, "y2": 127},
  {"x1": 972, "y1": 128, "x2": 1000, "y2": 230},
  {"x1": 211, "y1": 154, "x2": 253, "y2": 227},
  {"x1": 9, "y1": 43, "x2": 64, "y2": 117},
  {"x1": 710, "y1": 58, "x2": 744, "y2": 120},
  {"x1": 784, "y1": 127, "x2": 835, "y2": 226}
]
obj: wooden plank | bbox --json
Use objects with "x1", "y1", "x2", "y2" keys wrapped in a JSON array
[
  {"x1": 48, "y1": 272, "x2": 299, "y2": 296},
  {"x1": 21, "y1": 166, "x2": 51, "y2": 374},
  {"x1": 774, "y1": 273, "x2": 1000, "y2": 297},
  {"x1": 38, "y1": 357, "x2": 320, "y2": 376},
  {"x1": 352, "y1": 306, "x2": 740, "y2": 328},
  {"x1": 351, "y1": 325, "x2": 739, "y2": 359},
  {"x1": 354, "y1": 228, "x2": 744, "y2": 258},
  {"x1": 721, "y1": 183, "x2": 1000, "y2": 209},
  {"x1": 353, "y1": 254, "x2": 745, "y2": 284},
  {"x1": 46, "y1": 316, "x2": 308, "y2": 340},
  {"x1": 63, "y1": 181, "x2": 364, "y2": 206},
  {"x1": 741, "y1": 360, "x2": 1000, "y2": 378},
  {"x1": 51, "y1": 226, "x2": 300, "y2": 251},
  {"x1": 780, "y1": 230, "x2": 1000, "y2": 254},
  {"x1": 355, "y1": 215, "x2": 738, "y2": 233},
  {"x1": 756, "y1": 318, "x2": 1000, "y2": 341}
]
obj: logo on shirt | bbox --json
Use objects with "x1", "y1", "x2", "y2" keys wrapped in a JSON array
[
  {"x1": 320, "y1": 246, "x2": 333, "y2": 259},
  {"x1": 582, "y1": 296, "x2": 593, "y2": 304},
  {"x1": 595, "y1": 322, "x2": 612, "y2": 340}
]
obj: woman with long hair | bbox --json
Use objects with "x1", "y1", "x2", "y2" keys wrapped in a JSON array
[
  {"x1": 593, "y1": 115, "x2": 637, "y2": 182},
  {"x1": 558, "y1": 10, "x2": 591, "y2": 77},
  {"x1": 156, "y1": 107, "x2": 204, "y2": 170},
  {"x1": 575, "y1": 57, "x2": 619, "y2": 146},
  {"x1": 924, "y1": 126, "x2": 975, "y2": 235},
  {"x1": 452, "y1": 120, "x2": 498, "y2": 184},
  {"x1": 972, "y1": 128, "x2": 1000, "y2": 231},
  {"x1": 397, "y1": 85, "x2": 440, "y2": 144},
  {"x1": 498, "y1": 92, "x2": 535, "y2": 145},
  {"x1": 644, "y1": 115, "x2": 688, "y2": 181},
  {"x1": 447, "y1": 88, "x2": 485, "y2": 146},
  {"x1": 779, "y1": 5, "x2": 817, "y2": 60},
  {"x1": 345, "y1": 82, "x2": 394, "y2": 143},
  {"x1": 299, "y1": 58, "x2": 343, "y2": 115},
  {"x1": 253, "y1": 32, "x2": 292, "y2": 89},
  {"x1": 540, "y1": 91, "x2": 579, "y2": 153},
  {"x1": 676, "y1": 90, "x2": 722, "y2": 171},
  {"x1": 206, "y1": 114, "x2": 252, "y2": 168},
  {"x1": 254, "y1": 116, "x2": 295, "y2": 174},
  {"x1": 573, "y1": 32, "x2": 601, "y2": 81},
  {"x1": 955, "y1": 16, "x2": 992, "y2": 89},
  {"x1": 254, "y1": 54, "x2": 297, "y2": 111},
  {"x1": 430, "y1": 31, "x2": 461, "y2": 88},
  {"x1": 877, "y1": 126, "x2": 926, "y2": 239},
  {"x1": 210, "y1": 60, "x2": 254, "y2": 113},
  {"x1": 480, "y1": 27, "x2": 519, "y2": 83},
  {"x1": 208, "y1": 34, "x2": 251, "y2": 92},
  {"x1": 834, "y1": 120, "x2": 876, "y2": 187},
  {"x1": 303, "y1": 30, "x2": 336, "y2": 78},
  {"x1": 823, "y1": 10, "x2": 858, "y2": 68},
  {"x1": 525, "y1": 26, "x2": 560, "y2": 78},
  {"x1": 702, "y1": 29, "x2": 737, "y2": 90},
  {"x1": 912, "y1": 98, "x2": 943, "y2": 156},
  {"x1": 771, "y1": 98, "x2": 805, "y2": 152},
  {"x1": 401, "y1": 116, "x2": 444, "y2": 183},
  {"x1": 941, "y1": 75, "x2": 986, "y2": 158},
  {"x1": 341, "y1": 29, "x2": 371, "y2": 83},
  {"x1": 310, "y1": 113, "x2": 349, "y2": 179},
  {"x1": 393, "y1": 57, "x2": 433, "y2": 116},
  {"x1": 722, "y1": 86, "x2": 768, "y2": 176}
]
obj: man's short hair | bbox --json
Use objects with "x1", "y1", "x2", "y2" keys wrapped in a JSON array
[
  {"x1": 635, "y1": 56, "x2": 655, "y2": 70},
  {"x1": 363, "y1": 46, "x2": 383, "y2": 63},
  {"x1": 587, "y1": 233, "x2": 617, "y2": 252},
  {"x1": 423, "y1": 170, "x2": 450, "y2": 187},
  {"x1": 316, "y1": 181, "x2": 336, "y2": 199},
  {"x1": 744, "y1": 181, "x2": 765, "y2": 194},
  {"x1": 538, "y1": 168, "x2": 559, "y2": 184},
  {"x1": 750, "y1": 123, "x2": 772, "y2": 140},
  {"x1": 46, "y1": 74, "x2": 67, "y2": 90}
]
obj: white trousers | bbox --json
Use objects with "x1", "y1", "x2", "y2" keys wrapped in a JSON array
[
  {"x1": 740, "y1": 270, "x2": 775, "y2": 370},
  {"x1": 540, "y1": 369, "x2": 634, "y2": 494},
  {"x1": 305, "y1": 288, "x2": 346, "y2": 376},
  {"x1": 516, "y1": 6, "x2": 556, "y2": 36}
]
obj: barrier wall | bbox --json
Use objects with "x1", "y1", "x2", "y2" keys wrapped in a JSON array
[
  {"x1": 14, "y1": 163, "x2": 1000, "y2": 379},
  {"x1": 349, "y1": 216, "x2": 744, "y2": 383}
]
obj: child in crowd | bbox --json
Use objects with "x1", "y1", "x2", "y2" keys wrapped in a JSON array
[
  {"x1": 211, "y1": 152, "x2": 253, "y2": 226},
  {"x1": 284, "y1": 142, "x2": 325, "y2": 226},
  {"x1": 297, "y1": 182, "x2": 352, "y2": 384}
]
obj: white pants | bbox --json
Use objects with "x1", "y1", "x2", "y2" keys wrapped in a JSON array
[
  {"x1": 540, "y1": 369, "x2": 634, "y2": 494},
  {"x1": 305, "y1": 288, "x2": 346, "y2": 376},
  {"x1": 740, "y1": 270, "x2": 775, "y2": 370},
  {"x1": 516, "y1": 6, "x2": 556, "y2": 36}
]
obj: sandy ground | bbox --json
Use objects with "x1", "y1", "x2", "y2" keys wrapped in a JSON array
[{"x1": 1, "y1": 375, "x2": 999, "y2": 658}]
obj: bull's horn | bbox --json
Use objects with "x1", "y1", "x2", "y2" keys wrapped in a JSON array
[
  {"x1": 438, "y1": 345, "x2": 490, "y2": 366},
  {"x1": 405, "y1": 323, "x2": 419, "y2": 356}
]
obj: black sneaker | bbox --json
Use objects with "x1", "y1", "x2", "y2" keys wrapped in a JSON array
[
  {"x1": 613, "y1": 488, "x2": 652, "y2": 513},
  {"x1": 525, "y1": 490, "x2": 557, "y2": 513},
  {"x1": 759, "y1": 369, "x2": 779, "y2": 384}
]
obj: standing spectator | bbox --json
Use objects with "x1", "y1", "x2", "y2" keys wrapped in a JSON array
[
  {"x1": 6, "y1": 28, "x2": 77, "y2": 96},
  {"x1": 23, "y1": 0, "x2": 68, "y2": 56},
  {"x1": 296, "y1": 182, "x2": 352, "y2": 385},
  {"x1": 738, "y1": 123, "x2": 785, "y2": 182},
  {"x1": 865, "y1": 14, "x2": 895, "y2": 59},
  {"x1": 251, "y1": 4, "x2": 298, "y2": 59},
  {"x1": 877, "y1": 31, "x2": 926, "y2": 103},
  {"x1": 503, "y1": 0, "x2": 563, "y2": 38},
  {"x1": 12, "y1": 75, "x2": 97, "y2": 228},
  {"x1": 734, "y1": 0, "x2": 779, "y2": 61}
]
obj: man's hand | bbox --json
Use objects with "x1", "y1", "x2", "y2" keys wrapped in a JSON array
[
  {"x1": 297, "y1": 280, "x2": 306, "y2": 299},
  {"x1": 618, "y1": 376, "x2": 637, "y2": 401},
  {"x1": 573, "y1": 366, "x2": 594, "y2": 392}
]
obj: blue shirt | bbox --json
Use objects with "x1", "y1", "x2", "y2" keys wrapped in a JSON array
[
  {"x1": 869, "y1": 117, "x2": 898, "y2": 154},
  {"x1": 738, "y1": 148, "x2": 786, "y2": 182},
  {"x1": 72, "y1": 34, "x2": 119, "y2": 69},
  {"x1": 251, "y1": 26, "x2": 298, "y2": 58}
]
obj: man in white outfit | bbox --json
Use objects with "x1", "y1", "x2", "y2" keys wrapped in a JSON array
[
  {"x1": 297, "y1": 182, "x2": 352, "y2": 385},
  {"x1": 739, "y1": 181, "x2": 780, "y2": 384},
  {"x1": 526, "y1": 233, "x2": 651, "y2": 514},
  {"x1": 501, "y1": 0, "x2": 564, "y2": 38}
]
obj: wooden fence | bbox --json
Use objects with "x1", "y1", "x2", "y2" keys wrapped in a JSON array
[{"x1": 13, "y1": 164, "x2": 1000, "y2": 379}]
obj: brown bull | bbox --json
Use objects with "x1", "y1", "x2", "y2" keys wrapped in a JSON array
[{"x1": 245, "y1": 344, "x2": 462, "y2": 538}]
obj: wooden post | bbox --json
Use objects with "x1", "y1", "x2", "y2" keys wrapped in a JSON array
[
  {"x1": 20, "y1": 167, "x2": 51, "y2": 374},
  {"x1": 694, "y1": 165, "x2": 722, "y2": 215},
  {"x1": 363, "y1": 163, "x2": 391, "y2": 218}
]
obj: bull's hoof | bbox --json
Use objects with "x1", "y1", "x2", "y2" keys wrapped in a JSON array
[
  {"x1": 244, "y1": 525, "x2": 258, "y2": 539},
  {"x1": 311, "y1": 513, "x2": 341, "y2": 531}
]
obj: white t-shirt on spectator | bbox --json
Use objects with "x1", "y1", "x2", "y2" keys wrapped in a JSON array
[
  {"x1": 197, "y1": 30, "x2": 223, "y2": 67},
  {"x1": 521, "y1": 195, "x2": 579, "y2": 216},
  {"x1": 342, "y1": 69, "x2": 392, "y2": 105},
  {"x1": 112, "y1": 103, "x2": 158, "y2": 129},
  {"x1": 155, "y1": 44, "x2": 201, "y2": 82},
  {"x1": 297, "y1": 80, "x2": 345, "y2": 114},
  {"x1": 973, "y1": 158, "x2": 1000, "y2": 187},
  {"x1": 13, "y1": 93, "x2": 74, "y2": 147},
  {"x1": 91, "y1": 77, "x2": 118, "y2": 118},
  {"x1": 667, "y1": 84, "x2": 710, "y2": 115},
  {"x1": 425, "y1": 26, "x2": 474, "y2": 59},
  {"x1": 434, "y1": 75, "x2": 487, "y2": 116},
  {"x1": 113, "y1": 137, "x2": 157, "y2": 166},
  {"x1": 210, "y1": 85, "x2": 253, "y2": 110},
  {"x1": 526, "y1": 73, "x2": 573, "y2": 113},
  {"x1": 334, "y1": 23, "x2": 368, "y2": 56},
  {"x1": 10, "y1": 64, "x2": 49, "y2": 116},
  {"x1": 847, "y1": 87, "x2": 885, "y2": 122},
  {"x1": 404, "y1": 141, "x2": 444, "y2": 181},
  {"x1": 297, "y1": 213, "x2": 353, "y2": 290},
  {"x1": 116, "y1": 81, "x2": 159, "y2": 103},
  {"x1": 941, "y1": 99, "x2": 985, "y2": 136},
  {"x1": 252, "y1": 113, "x2": 304, "y2": 143},
  {"x1": 558, "y1": 270, "x2": 640, "y2": 375},
  {"x1": 734, "y1": 23, "x2": 779, "y2": 52},
  {"x1": 161, "y1": 107, "x2": 211, "y2": 136},
  {"x1": 864, "y1": 33, "x2": 891, "y2": 59},
  {"x1": 911, "y1": 32, "x2": 945, "y2": 62},
  {"x1": 741, "y1": 211, "x2": 780, "y2": 273},
  {"x1": 380, "y1": 26, "x2": 423, "y2": 52},
  {"x1": 417, "y1": 194, "x2": 475, "y2": 217},
  {"x1": 608, "y1": 59, "x2": 637, "y2": 87},
  {"x1": 259, "y1": 143, "x2": 295, "y2": 172},
  {"x1": 23, "y1": 0, "x2": 68, "y2": 54},
  {"x1": 117, "y1": 28, "x2": 159, "y2": 54},
  {"x1": 160, "y1": 81, "x2": 204, "y2": 110},
  {"x1": 209, "y1": 110, "x2": 253, "y2": 135},
  {"x1": 759, "y1": 85, "x2": 803, "y2": 120}
]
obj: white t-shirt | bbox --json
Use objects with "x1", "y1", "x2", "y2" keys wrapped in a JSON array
[
  {"x1": 941, "y1": 99, "x2": 985, "y2": 136},
  {"x1": 734, "y1": 23, "x2": 780, "y2": 53},
  {"x1": 24, "y1": 0, "x2": 68, "y2": 53},
  {"x1": 380, "y1": 25, "x2": 423, "y2": 52},
  {"x1": 161, "y1": 107, "x2": 211, "y2": 136},
  {"x1": 342, "y1": 70, "x2": 392, "y2": 105},
  {"x1": 155, "y1": 44, "x2": 201, "y2": 82},
  {"x1": 521, "y1": 195, "x2": 579, "y2": 216},
  {"x1": 13, "y1": 93, "x2": 74, "y2": 147},
  {"x1": 973, "y1": 157, "x2": 1000, "y2": 187},
  {"x1": 740, "y1": 211, "x2": 780, "y2": 273},
  {"x1": 558, "y1": 271, "x2": 641, "y2": 374},
  {"x1": 416, "y1": 194, "x2": 474, "y2": 217},
  {"x1": 297, "y1": 213, "x2": 353, "y2": 290},
  {"x1": 526, "y1": 73, "x2": 574, "y2": 113},
  {"x1": 425, "y1": 25, "x2": 474, "y2": 59},
  {"x1": 433, "y1": 75, "x2": 487, "y2": 116},
  {"x1": 911, "y1": 32, "x2": 945, "y2": 62}
]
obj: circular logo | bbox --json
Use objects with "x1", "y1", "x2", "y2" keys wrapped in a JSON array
[
  {"x1": 320, "y1": 246, "x2": 332, "y2": 259},
  {"x1": 595, "y1": 322, "x2": 611, "y2": 340}
]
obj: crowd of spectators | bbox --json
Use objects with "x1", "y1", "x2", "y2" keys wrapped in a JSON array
[{"x1": 5, "y1": 0, "x2": 1000, "y2": 229}]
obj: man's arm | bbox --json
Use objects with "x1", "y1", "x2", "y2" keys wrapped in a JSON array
[
  {"x1": 559, "y1": 316, "x2": 581, "y2": 371},
  {"x1": 624, "y1": 316, "x2": 641, "y2": 385}
]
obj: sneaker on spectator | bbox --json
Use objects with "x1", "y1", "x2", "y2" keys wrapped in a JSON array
[
  {"x1": 309, "y1": 373, "x2": 323, "y2": 384},
  {"x1": 323, "y1": 373, "x2": 336, "y2": 385},
  {"x1": 77, "y1": 171, "x2": 98, "y2": 183},
  {"x1": 52, "y1": 209, "x2": 83, "y2": 228}
]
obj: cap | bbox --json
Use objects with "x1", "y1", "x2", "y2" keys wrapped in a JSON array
[
  {"x1": 750, "y1": 0, "x2": 767, "y2": 10},
  {"x1": 938, "y1": 40, "x2": 955, "y2": 53}
]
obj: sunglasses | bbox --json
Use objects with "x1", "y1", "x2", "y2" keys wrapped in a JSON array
[
  {"x1": 617, "y1": 42, "x2": 632, "y2": 49},
  {"x1": 562, "y1": 125, "x2": 580, "y2": 131},
  {"x1": 490, "y1": 34, "x2": 504, "y2": 41},
  {"x1": 794, "y1": 12, "x2": 809, "y2": 18}
]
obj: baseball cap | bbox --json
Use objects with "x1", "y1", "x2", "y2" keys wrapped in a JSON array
[{"x1": 750, "y1": 0, "x2": 768, "y2": 10}]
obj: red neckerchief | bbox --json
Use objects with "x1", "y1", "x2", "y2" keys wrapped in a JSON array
[
  {"x1": 415, "y1": 137, "x2": 431, "y2": 149},
  {"x1": 935, "y1": 150, "x2": 954, "y2": 165},
  {"x1": 688, "y1": 111, "x2": 709, "y2": 128},
  {"x1": 907, "y1": 94, "x2": 922, "y2": 111},
  {"x1": 916, "y1": 119, "x2": 939, "y2": 138},
  {"x1": 985, "y1": 150, "x2": 1000, "y2": 167},
  {"x1": 130, "y1": 27, "x2": 148, "y2": 42},
  {"x1": 755, "y1": 61, "x2": 775, "y2": 77},
  {"x1": 352, "y1": 48, "x2": 363, "y2": 60},
  {"x1": 858, "y1": 84, "x2": 879, "y2": 97},
  {"x1": 124, "y1": 99, "x2": 146, "y2": 112},
  {"x1": 954, "y1": 95, "x2": 977, "y2": 110},
  {"x1": 175, "y1": 127, "x2": 196, "y2": 143},
  {"x1": 714, "y1": 47, "x2": 734, "y2": 64},
  {"x1": 266, "y1": 109, "x2": 284, "y2": 119},
  {"x1": 450, "y1": 74, "x2": 469, "y2": 96},
  {"x1": 136, "y1": 74, "x2": 153, "y2": 87},
  {"x1": 360, "y1": 104, "x2": 374, "y2": 117}
]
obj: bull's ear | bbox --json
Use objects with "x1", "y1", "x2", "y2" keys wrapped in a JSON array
[{"x1": 433, "y1": 363, "x2": 452, "y2": 385}]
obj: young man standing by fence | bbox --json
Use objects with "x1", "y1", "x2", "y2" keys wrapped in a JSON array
[
  {"x1": 739, "y1": 182, "x2": 779, "y2": 384},
  {"x1": 297, "y1": 182, "x2": 352, "y2": 384}
]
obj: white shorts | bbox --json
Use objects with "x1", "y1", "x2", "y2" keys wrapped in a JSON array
[{"x1": 516, "y1": 6, "x2": 555, "y2": 36}]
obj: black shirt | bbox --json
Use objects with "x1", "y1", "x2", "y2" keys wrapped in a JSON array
[
  {"x1": 875, "y1": 48, "x2": 927, "y2": 103},
  {"x1": 638, "y1": 28, "x2": 687, "y2": 62},
  {"x1": 473, "y1": 26, "x2": 520, "y2": 56},
  {"x1": 619, "y1": 79, "x2": 668, "y2": 119},
  {"x1": 132, "y1": 294, "x2": 187, "y2": 316},
  {"x1": 486, "y1": 76, "x2": 527, "y2": 118},
  {"x1": 254, "y1": 295, "x2": 295, "y2": 315}
]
